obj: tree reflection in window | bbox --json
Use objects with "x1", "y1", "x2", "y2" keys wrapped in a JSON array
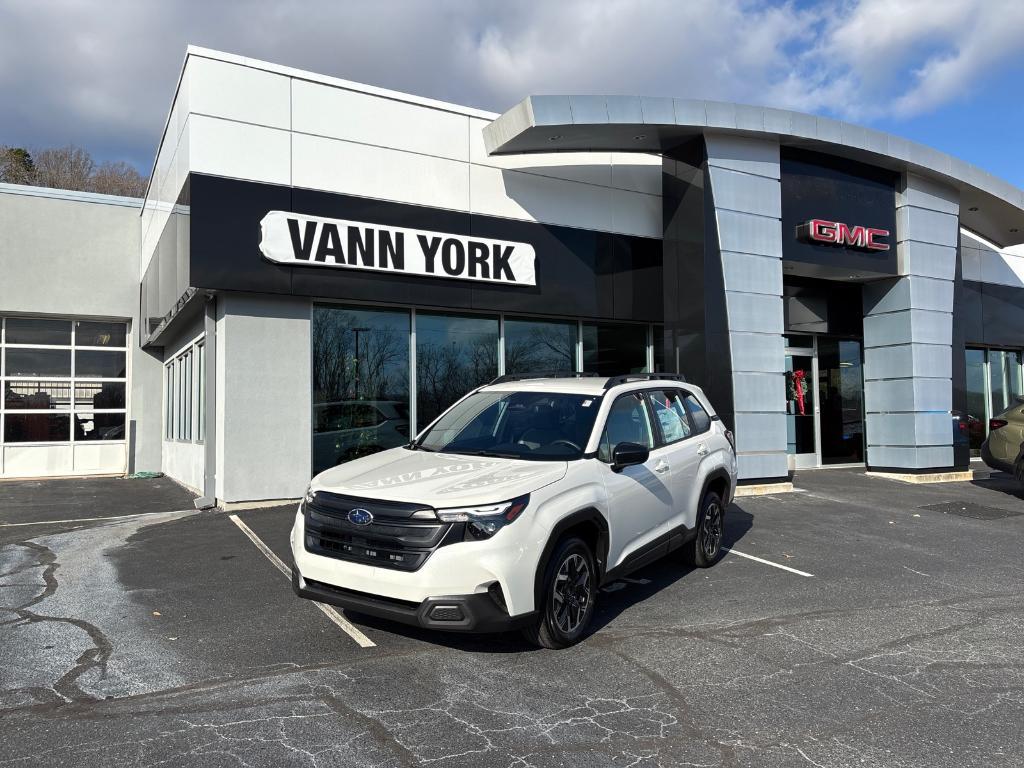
[{"x1": 505, "y1": 318, "x2": 577, "y2": 375}]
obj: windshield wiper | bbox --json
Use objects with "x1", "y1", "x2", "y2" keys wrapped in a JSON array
[
  {"x1": 450, "y1": 449, "x2": 521, "y2": 459},
  {"x1": 406, "y1": 441, "x2": 436, "y2": 452}
]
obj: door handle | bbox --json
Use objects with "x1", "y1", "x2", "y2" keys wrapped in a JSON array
[
  {"x1": 697, "y1": 443, "x2": 709, "y2": 456},
  {"x1": 654, "y1": 460, "x2": 670, "y2": 474}
]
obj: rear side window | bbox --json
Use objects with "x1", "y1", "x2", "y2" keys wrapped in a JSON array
[
  {"x1": 647, "y1": 389, "x2": 692, "y2": 444},
  {"x1": 682, "y1": 392, "x2": 712, "y2": 434}
]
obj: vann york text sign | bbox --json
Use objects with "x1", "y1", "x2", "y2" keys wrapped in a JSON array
[{"x1": 259, "y1": 211, "x2": 537, "y2": 286}]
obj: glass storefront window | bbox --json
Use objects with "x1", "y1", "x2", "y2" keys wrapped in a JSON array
[
  {"x1": 582, "y1": 322, "x2": 649, "y2": 377},
  {"x1": 4, "y1": 348, "x2": 71, "y2": 377},
  {"x1": 76, "y1": 350, "x2": 127, "y2": 378},
  {"x1": 312, "y1": 306, "x2": 411, "y2": 474},
  {"x1": 964, "y1": 348, "x2": 988, "y2": 452},
  {"x1": 75, "y1": 321, "x2": 128, "y2": 348},
  {"x1": 74, "y1": 413, "x2": 126, "y2": 441},
  {"x1": 415, "y1": 312, "x2": 498, "y2": 430},
  {"x1": 504, "y1": 318, "x2": 577, "y2": 375},
  {"x1": 652, "y1": 326, "x2": 668, "y2": 372},
  {"x1": 74, "y1": 382, "x2": 127, "y2": 409},
  {"x1": 4, "y1": 413, "x2": 71, "y2": 442},
  {"x1": 964, "y1": 347, "x2": 1024, "y2": 453},
  {"x1": 1, "y1": 317, "x2": 129, "y2": 446},
  {"x1": 4, "y1": 381, "x2": 72, "y2": 410},
  {"x1": 5, "y1": 318, "x2": 70, "y2": 346}
]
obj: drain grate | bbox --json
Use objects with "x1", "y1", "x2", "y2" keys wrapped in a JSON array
[{"x1": 920, "y1": 502, "x2": 1024, "y2": 520}]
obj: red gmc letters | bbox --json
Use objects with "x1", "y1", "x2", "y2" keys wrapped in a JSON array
[{"x1": 797, "y1": 219, "x2": 890, "y2": 251}]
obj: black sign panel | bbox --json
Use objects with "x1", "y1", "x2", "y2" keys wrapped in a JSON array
[
  {"x1": 184, "y1": 173, "x2": 663, "y2": 322},
  {"x1": 780, "y1": 148, "x2": 898, "y2": 276}
]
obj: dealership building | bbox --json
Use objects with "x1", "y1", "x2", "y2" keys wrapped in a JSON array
[{"x1": 1, "y1": 46, "x2": 1023, "y2": 502}]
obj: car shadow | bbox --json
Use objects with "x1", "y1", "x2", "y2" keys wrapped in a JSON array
[
  {"x1": 342, "y1": 503, "x2": 755, "y2": 653},
  {"x1": 969, "y1": 471, "x2": 1024, "y2": 501}
]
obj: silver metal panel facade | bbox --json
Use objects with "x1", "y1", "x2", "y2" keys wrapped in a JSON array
[
  {"x1": 707, "y1": 135, "x2": 789, "y2": 480},
  {"x1": 862, "y1": 173, "x2": 960, "y2": 470}
]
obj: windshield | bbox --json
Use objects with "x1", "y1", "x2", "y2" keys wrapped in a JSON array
[{"x1": 414, "y1": 390, "x2": 601, "y2": 460}]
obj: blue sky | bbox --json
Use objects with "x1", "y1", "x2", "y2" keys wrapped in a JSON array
[{"x1": 1, "y1": 0, "x2": 1022, "y2": 188}]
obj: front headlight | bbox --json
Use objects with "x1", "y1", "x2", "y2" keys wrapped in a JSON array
[
  {"x1": 303, "y1": 486, "x2": 316, "y2": 506},
  {"x1": 436, "y1": 495, "x2": 530, "y2": 540}
]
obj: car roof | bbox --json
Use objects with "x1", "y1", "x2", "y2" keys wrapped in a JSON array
[{"x1": 483, "y1": 376, "x2": 705, "y2": 398}]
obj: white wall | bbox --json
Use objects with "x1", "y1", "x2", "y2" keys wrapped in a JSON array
[
  {"x1": 216, "y1": 293, "x2": 311, "y2": 503},
  {"x1": 0, "y1": 185, "x2": 161, "y2": 476},
  {"x1": 140, "y1": 49, "x2": 663, "y2": 279},
  {"x1": 961, "y1": 230, "x2": 1024, "y2": 288}
]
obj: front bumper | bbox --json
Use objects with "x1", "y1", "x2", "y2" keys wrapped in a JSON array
[{"x1": 291, "y1": 566, "x2": 536, "y2": 633}]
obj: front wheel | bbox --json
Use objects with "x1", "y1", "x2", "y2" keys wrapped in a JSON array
[
  {"x1": 692, "y1": 491, "x2": 725, "y2": 568},
  {"x1": 522, "y1": 537, "x2": 596, "y2": 649}
]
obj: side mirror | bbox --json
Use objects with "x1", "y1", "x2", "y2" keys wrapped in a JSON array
[{"x1": 612, "y1": 442, "x2": 649, "y2": 471}]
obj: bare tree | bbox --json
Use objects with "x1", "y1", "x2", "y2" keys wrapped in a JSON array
[
  {"x1": 31, "y1": 145, "x2": 95, "y2": 191},
  {"x1": 90, "y1": 160, "x2": 147, "y2": 197},
  {"x1": 0, "y1": 146, "x2": 35, "y2": 185}
]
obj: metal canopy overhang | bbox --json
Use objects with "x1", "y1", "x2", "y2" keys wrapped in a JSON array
[{"x1": 483, "y1": 96, "x2": 1024, "y2": 248}]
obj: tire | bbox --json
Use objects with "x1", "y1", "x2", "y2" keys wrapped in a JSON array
[
  {"x1": 692, "y1": 491, "x2": 725, "y2": 568},
  {"x1": 521, "y1": 537, "x2": 596, "y2": 649}
]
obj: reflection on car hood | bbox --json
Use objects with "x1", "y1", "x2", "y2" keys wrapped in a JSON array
[{"x1": 311, "y1": 448, "x2": 568, "y2": 506}]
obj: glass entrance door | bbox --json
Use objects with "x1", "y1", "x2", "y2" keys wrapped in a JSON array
[
  {"x1": 817, "y1": 338, "x2": 865, "y2": 464},
  {"x1": 785, "y1": 336, "x2": 866, "y2": 469},
  {"x1": 785, "y1": 342, "x2": 817, "y2": 469}
]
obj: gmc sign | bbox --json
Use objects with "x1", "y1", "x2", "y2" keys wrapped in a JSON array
[{"x1": 796, "y1": 219, "x2": 890, "y2": 251}]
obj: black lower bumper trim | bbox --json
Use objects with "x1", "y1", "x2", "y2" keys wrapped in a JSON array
[{"x1": 292, "y1": 568, "x2": 536, "y2": 634}]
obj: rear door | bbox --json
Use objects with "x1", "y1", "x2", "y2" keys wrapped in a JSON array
[
  {"x1": 598, "y1": 390, "x2": 674, "y2": 570},
  {"x1": 646, "y1": 389, "x2": 703, "y2": 529}
]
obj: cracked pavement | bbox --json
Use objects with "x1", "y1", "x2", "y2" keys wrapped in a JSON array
[{"x1": 1, "y1": 469, "x2": 1023, "y2": 767}]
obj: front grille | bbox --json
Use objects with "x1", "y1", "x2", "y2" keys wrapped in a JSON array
[{"x1": 304, "y1": 491, "x2": 456, "y2": 571}]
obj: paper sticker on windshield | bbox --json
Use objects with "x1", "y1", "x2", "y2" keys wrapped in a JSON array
[{"x1": 582, "y1": 399, "x2": 593, "y2": 407}]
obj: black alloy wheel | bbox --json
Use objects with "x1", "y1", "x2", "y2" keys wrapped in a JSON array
[
  {"x1": 522, "y1": 537, "x2": 596, "y2": 649},
  {"x1": 692, "y1": 491, "x2": 725, "y2": 568}
]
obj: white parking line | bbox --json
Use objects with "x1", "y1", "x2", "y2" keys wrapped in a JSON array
[
  {"x1": 723, "y1": 547, "x2": 814, "y2": 578},
  {"x1": 0, "y1": 513, "x2": 158, "y2": 527},
  {"x1": 228, "y1": 514, "x2": 376, "y2": 648}
]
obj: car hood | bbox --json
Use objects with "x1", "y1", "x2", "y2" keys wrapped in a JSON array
[{"x1": 311, "y1": 448, "x2": 568, "y2": 507}]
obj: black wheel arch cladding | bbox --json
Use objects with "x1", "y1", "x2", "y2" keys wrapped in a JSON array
[{"x1": 533, "y1": 508, "x2": 608, "y2": 610}]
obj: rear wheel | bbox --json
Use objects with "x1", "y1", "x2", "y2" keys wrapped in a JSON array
[
  {"x1": 692, "y1": 491, "x2": 725, "y2": 568},
  {"x1": 522, "y1": 537, "x2": 596, "y2": 649}
]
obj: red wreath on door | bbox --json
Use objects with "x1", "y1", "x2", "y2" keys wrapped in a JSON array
[{"x1": 793, "y1": 369, "x2": 807, "y2": 415}]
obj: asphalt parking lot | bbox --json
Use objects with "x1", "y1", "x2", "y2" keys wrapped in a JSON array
[{"x1": 2, "y1": 468, "x2": 1023, "y2": 767}]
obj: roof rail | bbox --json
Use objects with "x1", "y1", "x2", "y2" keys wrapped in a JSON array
[
  {"x1": 488, "y1": 371, "x2": 602, "y2": 386},
  {"x1": 602, "y1": 372, "x2": 687, "y2": 390}
]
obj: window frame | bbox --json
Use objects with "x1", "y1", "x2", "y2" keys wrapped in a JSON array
[{"x1": 163, "y1": 334, "x2": 206, "y2": 446}]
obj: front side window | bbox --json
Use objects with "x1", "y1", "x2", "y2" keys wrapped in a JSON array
[
  {"x1": 598, "y1": 393, "x2": 654, "y2": 462},
  {"x1": 416, "y1": 390, "x2": 600, "y2": 461},
  {"x1": 648, "y1": 389, "x2": 692, "y2": 444}
]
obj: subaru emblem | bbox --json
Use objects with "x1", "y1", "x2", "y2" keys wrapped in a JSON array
[{"x1": 347, "y1": 508, "x2": 373, "y2": 526}]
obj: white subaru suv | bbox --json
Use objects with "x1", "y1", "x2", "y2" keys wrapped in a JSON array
[{"x1": 291, "y1": 373, "x2": 737, "y2": 648}]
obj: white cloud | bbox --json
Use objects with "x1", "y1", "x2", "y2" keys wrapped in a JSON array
[{"x1": 0, "y1": 0, "x2": 1021, "y2": 170}]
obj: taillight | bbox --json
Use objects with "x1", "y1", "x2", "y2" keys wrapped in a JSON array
[{"x1": 990, "y1": 419, "x2": 1008, "y2": 431}]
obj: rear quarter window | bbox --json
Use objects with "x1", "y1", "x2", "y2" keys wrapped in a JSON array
[{"x1": 682, "y1": 393, "x2": 712, "y2": 434}]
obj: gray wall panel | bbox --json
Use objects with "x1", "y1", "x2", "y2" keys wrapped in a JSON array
[
  {"x1": 721, "y1": 252, "x2": 784, "y2": 296},
  {"x1": 218, "y1": 293, "x2": 312, "y2": 502}
]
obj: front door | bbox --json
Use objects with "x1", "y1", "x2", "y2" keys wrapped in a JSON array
[
  {"x1": 785, "y1": 341, "x2": 818, "y2": 470},
  {"x1": 598, "y1": 391, "x2": 674, "y2": 570},
  {"x1": 817, "y1": 338, "x2": 865, "y2": 464},
  {"x1": 785, "y1": 335, "x2": 866, "y2": 469}
]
